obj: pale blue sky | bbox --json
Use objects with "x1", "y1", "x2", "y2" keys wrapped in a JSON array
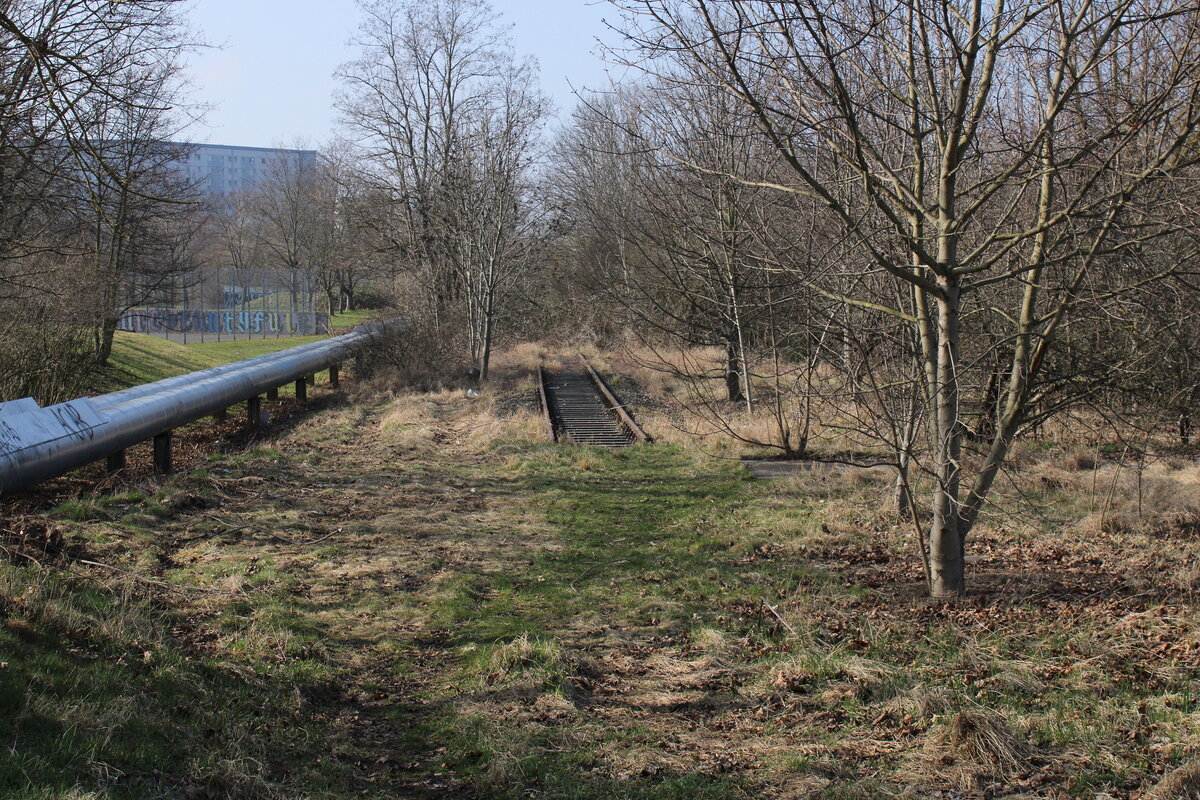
[{"x1": 181, "y1": 0, "x2": 623, "y2": 149}]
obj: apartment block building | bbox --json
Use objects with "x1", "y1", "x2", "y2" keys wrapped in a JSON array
[{"x1": 178, "y1": 143, "x2": 318, "y2": 197}]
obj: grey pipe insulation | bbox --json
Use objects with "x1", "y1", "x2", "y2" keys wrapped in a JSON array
[{"x1": 0, "y1": 321, "x2": 395, "y2": 496}]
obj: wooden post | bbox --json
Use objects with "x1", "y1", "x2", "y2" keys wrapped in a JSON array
[
  {"x1": 329, "y1": 363, "x2": 340, "y2": 388},
  {"x1": 214, "y1": 407, "x2": 228, "y2": 421},
  {"x1": 247, "y1": 396, "x2": 262, "y2": 427},
  {"x1": 295, "y1": 378, "x2": 307, "y2": 401},
  {"x1": 266, "y1": 386, "x2": 278, "y2": 401},
  {"x1": 106, "y1": 450, "x2": 126, "y2": 474},
  {"x1": 153, "y1": 431, "x2": 172, "y2": 474}
]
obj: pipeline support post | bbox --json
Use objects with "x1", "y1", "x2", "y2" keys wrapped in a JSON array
[
  {"x1": 329, "y1": 364, "x2": 340, "y2": 388},
  {"x1": 153, "y1": 431, "x2": 172, "y2": 474},
  {"x1": 247, "y1": 396, "x2": 262, "y2": 427},
  {"x1": 106, "y1": 450, "x2": 125, "y2": 474},
  {"x1": 295, "y1": 378, "x2": 307, "y2": 402},
  {"x1": 266, "y1": 386, "x2": 278, "y2": 401},
  {"x1": 214, "y1": 407, "x2": 227, "y2": 421},
  {"x1": 307, "y1": 374, "x2": 315, "y2": 386}
]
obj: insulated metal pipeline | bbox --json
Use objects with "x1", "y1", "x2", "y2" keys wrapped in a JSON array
[
  {"x1": 92, "y1": 337, "x2": 338, "y2": 412},
  {"x1": 0, "y1": 323, "x2": 387, "y2": 495}
]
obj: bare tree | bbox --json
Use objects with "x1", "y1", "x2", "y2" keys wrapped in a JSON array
[
  {"x1": 611, "y1": 0, "x2": 1200, "y2": 596},
  {"x1": 0, "y1": 0, "x2": 192, "y2": 288},
  {"x1": 446, "y1": 61, "x2": 547, "y2": 378},
  {"x1": 249, "y1": 145, "x2": 322, "y2": 315},
  {"x1": 78, "y1": 59, "x2": 201, "y2": 364},
  {"x1": 337, "y1": 0, "x2": 548, "y2": 377}
]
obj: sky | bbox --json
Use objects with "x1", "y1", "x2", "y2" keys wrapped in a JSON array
[{"x1": 180, "y1": 0, "x2": 624, "y2": 149}]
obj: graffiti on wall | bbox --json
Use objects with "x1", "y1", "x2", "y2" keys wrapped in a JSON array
[{"x1": 118, "y1": 309, "x2": 329, "y2": 336}]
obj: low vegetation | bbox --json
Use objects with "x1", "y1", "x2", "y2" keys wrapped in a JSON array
[{"x1": 3, "y1": 345, "x2": 1199, "y2": 798}]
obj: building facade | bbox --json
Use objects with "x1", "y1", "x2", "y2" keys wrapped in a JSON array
[{"x1": 178, "y1": 143, "x2": 318, "y2": 197}]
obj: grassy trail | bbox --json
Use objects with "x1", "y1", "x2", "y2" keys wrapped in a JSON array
[{"x1": 5, "y1": 384, "x2": 1200, "y2": 798}]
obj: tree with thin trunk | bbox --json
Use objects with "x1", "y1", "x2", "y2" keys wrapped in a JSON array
[
  {"x1": 337, "y1": 0, "x2": 547, "y2": 378},
  {"x1": 611, "y1": 0, "x2": 1200, "y2": 596}
]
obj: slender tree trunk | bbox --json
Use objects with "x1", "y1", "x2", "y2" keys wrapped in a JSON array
[
  {"x1": 479, "y1": 281, "x2": 495, "y2": 380},
  {"x1": 725, "y1": 338, "x2": 744, "y2": 404},
  {"x1": 95, "y1": 316, "x2": 120, "y2": 366},
  {"x1": 929, "y1": 279, "x2": 965, "y2": 597},
  {"x1": 894, "y1": 381, "x2": 920, "y2": 518}
]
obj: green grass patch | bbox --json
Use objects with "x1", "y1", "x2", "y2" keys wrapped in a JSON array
[
  {"x1": 185, "y1": 335, "x2": 327, "y2": 364},
  {"x1": 91, "y1": 332, "x2": 223, "y2": 393}
]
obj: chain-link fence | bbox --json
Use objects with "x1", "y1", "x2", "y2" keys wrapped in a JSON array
[{"x1": 117, "y1": 267, "x2": 329, "y2": 342}]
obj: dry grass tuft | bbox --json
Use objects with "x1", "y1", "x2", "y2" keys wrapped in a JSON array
[
  {"x1": 916, "y1": 706, "x2": 1031, "y2": 788},
  {"x1": 379, "y1": 394, "x2": 438, "y2": 449},
  {"x1": 941, "y1": 707, "x2": 1029, "y2": 771},
  {"x1": 1058, "y1": 448, "x2": 1098, "y2": 471},
  {"x1": 488, "y1": 341, "x2": 549, "y2": 377},
  {"x1": 880, "y1": 683, "x2": 951, "y2": 721},
  {"x1": 477, "y1": 632, "x2": 570, "y2": 691},
  {"x1": 1142, "y1": 760, "x2": 1200, "y2": 800}
]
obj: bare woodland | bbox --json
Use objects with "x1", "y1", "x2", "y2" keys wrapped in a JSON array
[
  {"x1": 575, "y1": 0, "x2": 1200, "y2": 597},
  {"x1": 3, "y1": 0, "x2": 1200, "y2": 601}
]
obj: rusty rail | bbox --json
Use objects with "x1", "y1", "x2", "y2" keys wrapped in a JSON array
[
  {"x1": 579, "y1": 355, "x2": 650, "y2": 443},
  {"x1": 536, "y1": 363, "x2": 557, "y2": 442}
]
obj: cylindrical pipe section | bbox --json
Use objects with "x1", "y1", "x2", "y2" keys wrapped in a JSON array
[
  {"x1": 0, "y1": 324, "x2": 387, "y2": 494},
  {"x1": 92, "y1": 337, "x2": 347, "y2": 412}
]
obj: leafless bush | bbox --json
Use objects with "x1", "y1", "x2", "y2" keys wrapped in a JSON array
[
  {"x1": 0, "y1": 300, "x2": 93, "y2": 404},
  {"x1": 352, "y1": 312, "x2": 470, "y2": 394}
]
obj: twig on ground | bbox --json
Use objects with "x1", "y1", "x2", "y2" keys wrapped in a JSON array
[
  {"x1": 74, "y1": 558, "x2": 225, "y2": 594},
  {"x1": 763, "y1": 601, "x2": 799, "y2": 638},
  {"x1": 571, "y1": 558, "x2": 629, "y2": 589}
]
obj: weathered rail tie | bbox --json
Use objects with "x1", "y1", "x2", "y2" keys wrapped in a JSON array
[
  {"x1": 539, "y1": 357, "x2": 650, "y2": 447},
  {"x1": 0, "y1": 320, "x2": 399, "y2": 496}
]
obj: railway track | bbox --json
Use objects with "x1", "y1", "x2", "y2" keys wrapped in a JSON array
[{"x1": 538, "y1": 357, "x2": 649, "y2": 447}]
